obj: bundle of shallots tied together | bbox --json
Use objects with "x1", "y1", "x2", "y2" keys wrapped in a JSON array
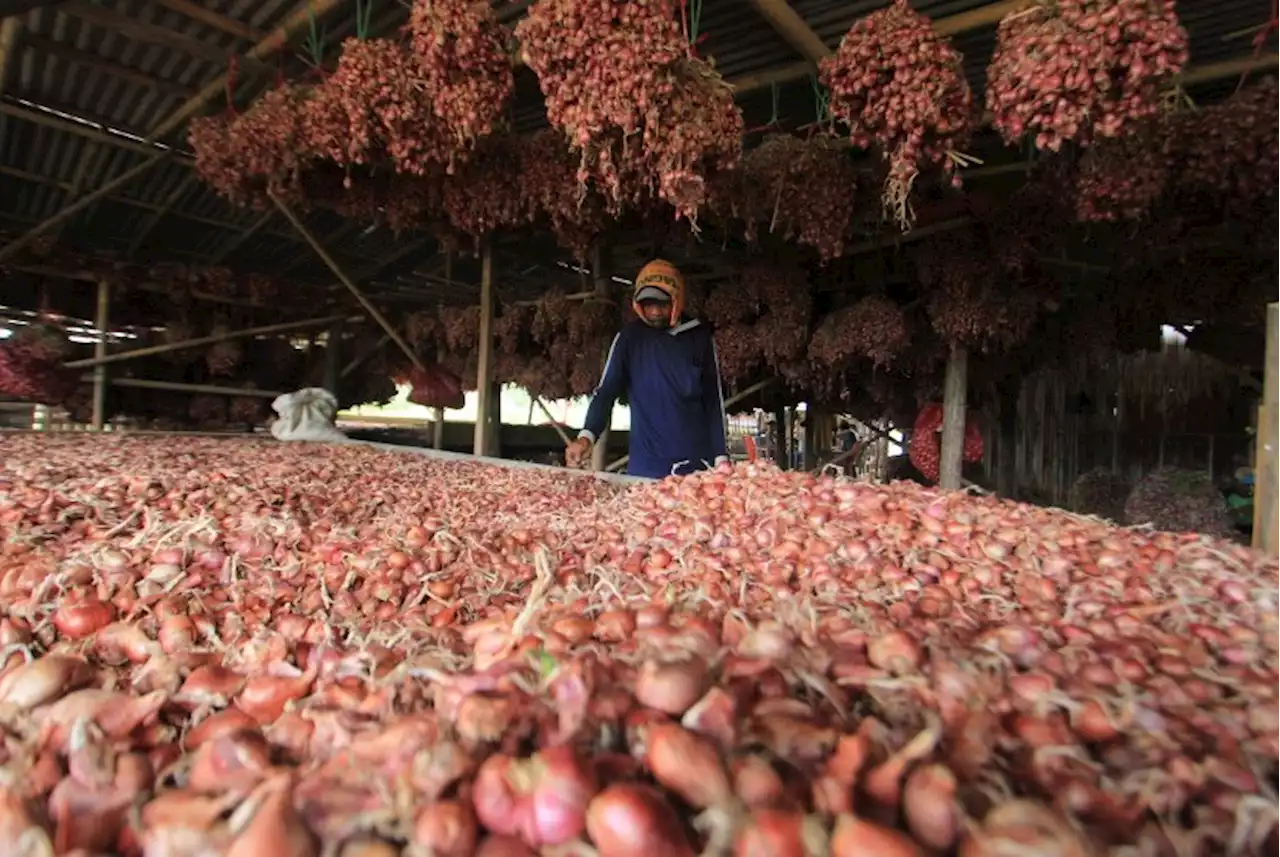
[
  {"x1": 986, "y1": 0, "x2": 1189, "y2": 152},
  {"x1": 808, "y1": 295, "x2": 911, "y2": 370},
  {"x1": 407, "y1": 0, "x2": 514, "y2": 155},
  {"x1": 1073, "y1": 122, "x2": 1172, "y2": 221},
  {"x1": 519, "y1": 130, "x2": 611, "y2": 260},
  {"x1": 711, "y1": 134, "x2": 859, "y2": 261},
  {"x1": 516, "y1": 0, "x2": 743, "y2": 221},
  {"x1": 0, "y1": 435, "x2": 1275, "y2": 856},
  {"x1": 1171, "y1": 80, "x2": 1279, "y2": 205},
  {"x1": 820, "y1": 0, "x2": 973, "y2": 229},
  {"x1": 442, "y1": 135, "x2": 526, "y2": 245}
]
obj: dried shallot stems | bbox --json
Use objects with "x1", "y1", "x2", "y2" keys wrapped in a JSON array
[
  {"x1": 987, "y1": 0, "x2": 1189, "y2": 151},
  {"x1": 821, "y1": 0, "x2": 974, "y2": 230},
  {"x1": 808, "y1": 296, "x2": 911, "y2": 370},
  {"x1": 517, "y1": 0, "x2": 743, "y2": 221}
]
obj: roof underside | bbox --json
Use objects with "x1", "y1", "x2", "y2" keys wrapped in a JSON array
[{"x1": 0, "y1": 0, "x2": 1274, "y2": 325}]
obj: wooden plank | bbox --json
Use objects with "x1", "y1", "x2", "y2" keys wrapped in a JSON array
[
  {"x1": 938, "y1": 344, "x2": 968, "y2": 490},
  {"x1": 473, "y1": 242, "x2": 495, "y2": 456},
  {"x1": 111, "y1": 378, "x2": 282, "y2": 398},
  {"x1": 1254, "y1": 302, "x2": 1277, "y2": 557}
]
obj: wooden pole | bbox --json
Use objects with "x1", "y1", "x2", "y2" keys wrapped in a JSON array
[
  {"x1": 270, "y1": 193, "x2": 425, "y2": 373},
  {"x1": 1254, "y1": 302, "x2": 1278, "y2": 556},
  {"x1": 532, "y1": 396, "x2": 573, "y2": 446},
  {"x1": 65, "y1": 314, "x2": 354, "y2": 369},
  {"x1": 591, "y1": 243, "x2": 612, "y2": 471},
  {"x1": 773, "y1": 406, "x2": 787, "y2": 468},
  {"x1": 432, "y1": 409, "x2": 445, "y2": 450},
  {"x1": 90, "y1": 280, "x2": 110, "y2": 430},
  {"x1": 0, "y1": 152, "x2": 171, "y2": 265},
  {"x1": 109, "y1": 378, "x2": 282, "y2": 398},
  {"x1": 939, "y1": 345, "x2": 969, "y2": 490},
  {"x1": 473, "y1": 241, "x2": 495, "y2": 457}
]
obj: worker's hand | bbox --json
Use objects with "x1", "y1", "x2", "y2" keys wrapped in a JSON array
[
  {"x1": 565, "y1": 436, "x2": 592, "y2": 469},
  {"x1": 714, "y1": 455, "x2": 731, "y2": 469}
]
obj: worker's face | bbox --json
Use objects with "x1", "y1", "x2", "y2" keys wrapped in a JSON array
[{"x1": 639, "y1": 300, "x2": 671, "y2": 329}]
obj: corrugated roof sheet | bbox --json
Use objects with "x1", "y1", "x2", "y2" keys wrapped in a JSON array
[{"x1": 0, "y1": 0, "x2": 1274, "y2": 310}]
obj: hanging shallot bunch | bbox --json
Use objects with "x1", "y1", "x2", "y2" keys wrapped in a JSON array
[
  {"x1": 407, "y1": 0, "x2": 514, "y2": 154},
  {"x1": 1074, "y1": 123, "x2": 1170, "y2": 221},
  {"x1": 820, "y1": 0, "x2": 974, "y2": 230},
  {"x1": 443, "y1": 135, "x2": 526, "y2": 247},
  {"x1": 519, "y1": 131, "x2": 610, "y2": 260},
  {"x1": 516, "y1": 0, "x2": 743, "y2": 221},
  {"x1": 1171, "y1": 80, "x2": 1278, "y2": 205},
  {"x1": 713, "y1": 135, "x2": 859, "y2": 261},
  {"x1": 986, "y1": 0, "x2": 1188, "y2": 152},
  {"x1": 808, "y1": 296, "x2": 910, "y2": 370}
]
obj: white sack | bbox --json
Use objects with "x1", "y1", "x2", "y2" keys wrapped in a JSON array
[{"x1": 270, "y1": 388, "x2": 348, "y2": 443}]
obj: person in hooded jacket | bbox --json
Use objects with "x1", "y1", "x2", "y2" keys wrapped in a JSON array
[{"x1": 564, "y1": 259, "x2": 729, "y2": 479}]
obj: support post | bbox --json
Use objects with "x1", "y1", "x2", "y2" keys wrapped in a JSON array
[
  {"x1": 473, "y1": 241, "x2": 495, "y2": 457},
  {"x1": 432, "y1": 408, "x2": 445, "y2": 450},
  {"x1": 773, "y1": 406, "x2": 787, "y2": 468},
  {"x1": 0, "y1": 152, "x2": 171, "y2": 265},
  {"x1": 323, "y1": 321, "x2": 342, "y2": 395},
  {"x1": 270, "y1": 193, "x2": 425, "y2": 373},
  {"x1": 66, "y1": 314, "x2": 355, "y2": 369},
  {"x1": 487, "y1": 379, "x2": 502, "y2": 457},
  {"x1": 90, "y1": 279, "x2": 110, "y2": 430},
  {"x1": 939, "y1": 344, "x2": 969, "y2": 490},
  {"x1": 996, "y1": 381, "x2": 1018, "y2": 497},
  {"x1": 1254, "y1": 302, "x2": 1277, "y2": 556},
  {"x1": 591, "y1": 243, "x2": 612, "y2": 471}
]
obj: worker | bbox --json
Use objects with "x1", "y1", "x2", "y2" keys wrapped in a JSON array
[{"x1": 565, "y1": 259, "x2": 729, "y2": 479}]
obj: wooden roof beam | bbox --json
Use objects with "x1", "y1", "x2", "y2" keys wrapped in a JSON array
[
  {"x1": 747, "y1": 0, "x2": 830, "y2": 64},
  {"x1": 207, "y1": 209, "x2": 273, "y2": 264},
  {"x1": 0, "y1": 0, "x2": 66, "y2": 17},
  {"x1": 0, "y1": 17, "x2": 19, "y2": 96},
  {"x1": 149, "y1": 0, "x2": 264, "y2": 42}
]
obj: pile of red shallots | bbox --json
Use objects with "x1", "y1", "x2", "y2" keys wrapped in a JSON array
[
  {"x1": 820, "y1": 0, "x2": 973, "y2": 229},
  {"x1": 0, "y1": 435, "x2": 1275, "y2": 856},
  {"x1": 986, "y1": 0, "x2": 1189, "y2": 151},
  {"x1": 808, "y1": 295, "x2": 912, "y2": 371},
  {"x1": 711, "y1": 135, "x2": 860, "y2": 261},
  {"x1": 516, "y1": 0, "x2": 743, "y2": 221}
]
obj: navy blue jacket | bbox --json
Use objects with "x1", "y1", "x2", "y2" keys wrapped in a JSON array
[{"x1": 580, "y1": 319, "x2": 728, "y2": 479}]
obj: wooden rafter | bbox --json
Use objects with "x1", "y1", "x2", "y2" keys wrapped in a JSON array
[
  {"x1": 207, "y1": 209, "x2": 273, "y2": 264},
  {"x1": 0, "y1": 17, "x2": 19, "y2": 97},
  {"x1": 0, "y1": 101, "x2": 189, "y2": 159},
  {"x1": 746, "y1": 0, "x2": 829, "y2": 63},
  {"x1": 20, "y1": 33, "x2": 198, "y2": 97},
  {"x1": 149, "y1": 0, "x2": 263, "y2": 42},
  {"x1": 59, "y1": 2, "x2": 271, "y2": 73},
  {"x1": 127, "y1": 171, "x2": 197, "y2": 258}
]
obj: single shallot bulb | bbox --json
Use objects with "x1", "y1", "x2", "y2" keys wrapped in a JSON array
[
  {"x1": 635, "y1": 654, "x2": 710, "y2": 715},
  {"x1": 830, "y1": 814, "x2": 923, "y2": 857},
  {"x1": 585, "y1": 784, "x2": 695, "y2": 857},
  {"x1": 902, "y1": 764, "x2": 959, "y2": 850}
]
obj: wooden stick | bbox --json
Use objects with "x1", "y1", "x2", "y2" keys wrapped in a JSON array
[
  {"x1": 605, "y1": 378, "x2": 774, "y2": 473},
  {"x1": 340, "y1": 334, "x2": 390, "y2": 380},
  {"x1": 0, "y1": 152, "x2": 171, "y2": 265},
  {"x1": 65, "y1": 314, "x2": 355, "y2": 369},
  {"x1": 531, "y1": 396, "x2": 572, "y2": 446},
  {"x1": 270, "y1": 193, "x2": 426, "y2": 373},
  {"x1": 109, "y1": 378, "x2": 281, "y2": 398}
]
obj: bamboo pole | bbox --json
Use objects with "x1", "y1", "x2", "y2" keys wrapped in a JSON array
[
  {"x1": 606, "y1": 378, "x2": 774, "y2": 473},
  {"x1": 939, "y1": 345, "x2": 969, "y2": 490},
  {"x1": 65, "y1": 314, "x2": 355, "y2": 369},
  {"x1": 0, "y1": 152, "x2": 171, "y2": 265},
  {"x1": 1254, "y1": 303, "x2": 1278, "y2": 556},
  {"x1": 473, "y1": 242, "x2": 495, "y2": 457},
  {"x1": 109, "y1": 378, "x2": 282, "y2": 398},
  {"x1": 270, "y1": 193, "x2": 426, "y2": 373},
  {"x1": 90, "y1": 280, "x2": 110, "y2": 430}
]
